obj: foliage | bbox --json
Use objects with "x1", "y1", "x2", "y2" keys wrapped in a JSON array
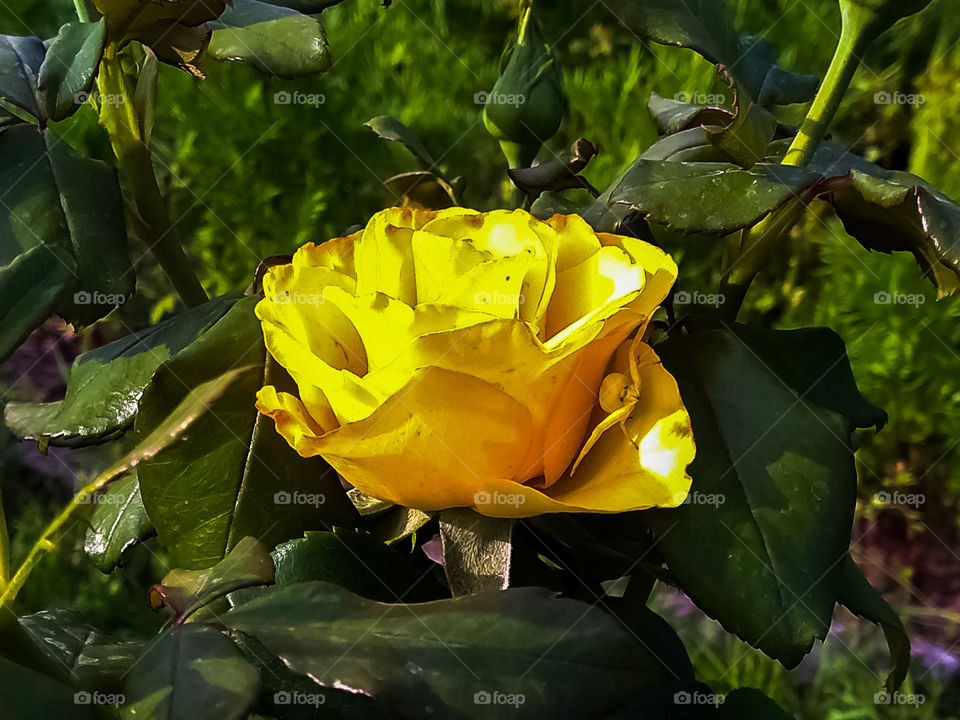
[{"x1": 0, "y1": 0, "x2": 958, "y2": 718}]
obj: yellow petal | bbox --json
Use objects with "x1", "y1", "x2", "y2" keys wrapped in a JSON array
[
  {"x1": 316, "y1": 367, "x2": 534, "y2": 512},
  {"x1": 293, "y1": 230, "x2": 360, "y2": 279},
  {"x1": 543, "y1": 213, "x2": 602, "y2": 272},
  {"x1": 255, "y1": 386, "x2": 329, "y2": 457}
]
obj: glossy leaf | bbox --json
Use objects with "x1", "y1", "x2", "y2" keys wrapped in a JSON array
[
  {"x1": 209, "y1": 0, "x2": 331, "y2": 78},
  {"x1": 581, "y1": 158, "x2": 816, "y2": 234},
  {"x1": 0, "y1": 243, "x2": 76, "y2": 363},
  {"x1": 269, "y1": 530, "x2": 443, "y2": 602},
  {"x1": 18, "y1": 609, "x2": 141, "y2": 691},
  {"x1": 121, "y1": 624, "x2": 259, "y2": 720},
  {"x1": 647, "y1": 92, "x2": 733, "y2": 137},
  {"x1": 0, "y1": 125, "x2": 132, "y2": 345},
  {"x1": 608, "y1": 1, "x2": 817, "y2": 107},
  {"x1": 4, "y1": 295, "x2": 237, "y2": 447},
  {"x1": 0, "y1": 655, "x2": 99, "y2": 720},
  {"x1": 365, "y1": 115, "x2": 436, "y2": 168},
  {"x1": 226, "y1": 581, "x2": 675, "y2": 720},
  {"x1": 644, "y1": 323, "x2": 887, "y2": 668},
  {"x1": 84, "y1": 472, "x2": 155, "y2": 573},
  {"x1": 136, "y1": 296, "x2": 357, "y2": 569},
  {"x1": 151, "y1": 537, "x2": 275, "y2": 622},
  {"x1": 37, "y1": 20, "x2": 106, "y2": 122},
  {"x1": 0, "y1": 34, "x2": 44, "y2": 120}
]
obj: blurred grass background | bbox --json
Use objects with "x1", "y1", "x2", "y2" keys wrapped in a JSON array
[{"x1": 2, "y1": 0, "x2": 960, "y2": 716}]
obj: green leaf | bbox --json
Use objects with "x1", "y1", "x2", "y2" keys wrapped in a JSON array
[
  {"x1": 0, "y1": 655, "x2": 100, "y2": 720},
  {"x1": 269, "y1": 530, "x2": 443, "y2": 602},
  {"x1": 836, "y1": 555, "x2": 910, "y2": 691},
  {"x1": 136, "y1": 296, "x2": 357, "y2": 569},
  {"x1": 581, "y1": 158, "x2": 816, "y2": 235},
  {"x1": 705, "y1": 90, "x2": 777, "y2": 169},
  {"x1": 0, "y1": 243, "x2": 76, "y2": 362},
  {"x1": 4, "y1": 294, "x2": 237, "y2": 447},
  {"x1": 607, "y1": 1, "x2": 817, "y2": 107},
  {"x1": 365, "y1": 115, "x2": 436, "y2": 168},
  {"x1": 84, "y1": 472, "x2": 155, "y2": 573},
  {"x1": 209, "y1": 0, "x2": 331, "y2": 78},
  {"x1": 37, "y1": 20, "x2": 106, "y2": 122},
  {"x1": 121, "y1": 624, "x2": 260, "y2": 720},
  {"x1": 226, "y1": 581, "x2": 675, "y2": 720},
  {"x1": 0, "y1": 34, "x2": 44, "y2": 121},
  {"x1": 711, "y1": 687, "x2": 794, "y2": 718},
  {"x1": 439, "y1": 509, "x2": 513, "y2": 595},
  {"x1": 643, "y1": 323, "x2": 885, "y2": 668},
  {"x1": 18, "y1": 609, "x2": 142, "y2": 692},
  {"x1": 151, "y1": 537, "x2": 275, "y2": 621},
  {"x1": 0, "y1": 124, "x2": 132, "y2": 341},
  {"x1": 647, "y1": 92, "x2": 734, "y2": 137}
]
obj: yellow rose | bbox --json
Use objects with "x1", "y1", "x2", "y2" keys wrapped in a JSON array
[{"x1": 255, "y1": 207, "x2": 695, "y2": 518}]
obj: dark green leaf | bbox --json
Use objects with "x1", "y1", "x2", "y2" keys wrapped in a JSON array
[
  {"x1": 705, "y1": 91, "x2": 777, "y2": 168},
  {"x1": 209, "y1": 0, "x2": 331, "y2": 78},
  {"x1": 84, "y1": 472, "x2": 155, "y2": 573},
  {"x1": 607, "y1": 1, "x2": 817, "y2": 107},
  {"x1": 269, "y1": 530, "x2": 443, "y2": 602},
  {"x1": 581, "y1": 158, "x2": 816, "y2": 234},
  {"x1": 4, "y1": 294, "x2": 237, "y2": 447},
  {"x1": 37, "y1": 20, "x2": 106, "y2": 122},
  {"x1": 439, "y1": 509, "x2": 513, "y2": 595},
  {"x1": 643, "y1": 323, "x2": 884, "y2": 668},
  {"x1": 711, "y1": 687, "x2": 794, "y2": 718},
  {"x1": 647, "y1": 92, "x2": 733, "y2": 136},
  {"x1": 365, "y1": 116, "x2": 436, "y2": 168},
  {"x1": 0, "y1": 243, "x2": 75, "y2": 362},
  {"x1": 137, "y1": 296, "x2": 357, "y2": 569},
  {"x1": 226, "y1": 581, "x2": 674, "y2": 720},
  {"x1": 18, "y1": 609, "x2": 142, "y2": 692},
  {"x1": 0, "y1": 125, "x2": 132, "y2": 342},
  {"x1": 122, "y1": 624, "x2": 259, "y2": 720},
  {"x1": 0, "y1": 35, "x2": 44, "y2": 120},
  {"x1": 836, "y1": 555, "x2": 910, "y2": 691},
  {"x1": 151, "y1": 537, "x2": 275, "y2": 621},
  {"x1": 0, "y1": 655, "x2": 100, "y2": 720}
]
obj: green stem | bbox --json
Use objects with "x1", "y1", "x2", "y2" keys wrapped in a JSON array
[
  {"x1": 782, "y1": 4, "x2": 868, "y2": 167},
  {"x1": 0, "y1": 467, "x2": 127, "y2": 611},
  {"x1": 72, "y1": 0, "x2": 97, "y2": 22},
  {"x1": 98, "y1": 49, "x2": 208, "y2": 307},
  {"x1": 0, "y1": 484, "x2": 9, "y2": 590}
]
